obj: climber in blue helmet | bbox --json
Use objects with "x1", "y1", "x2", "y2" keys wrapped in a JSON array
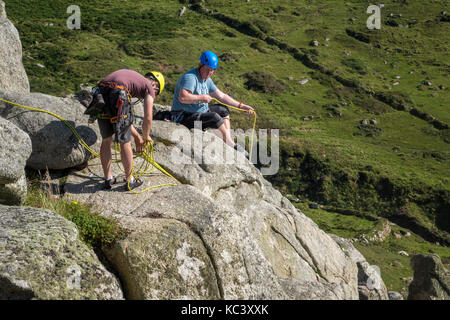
[{"x1": 171, "y1": 50, "x2": 254, "y2": 156}]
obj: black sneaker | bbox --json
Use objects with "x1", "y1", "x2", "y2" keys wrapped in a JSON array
[
  {"x1": 234, "y1": 144, "x2": 249, "y2": 159},
  {"x1": 125, "y1": 178, "x2": 143, "y2": 191},
  {"x1": 102, "y1": 177, "x2": 117, "y2": 190}
]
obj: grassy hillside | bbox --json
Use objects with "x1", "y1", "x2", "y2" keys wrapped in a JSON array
[{"x1": 3, "y1": 0, "x2": 449, "y2": 293}]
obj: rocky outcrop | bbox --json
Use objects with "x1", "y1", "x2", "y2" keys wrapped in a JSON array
[
  {"x1": 63, "y1": 120, "x2": 374, "y2": 300},
  {"x1": 0, "y1": 91, "x2": 101, "y2": 170},
  {"x1": 0, "y1": 1, "x2": 30, "y2": 93},
  {"x1": 408, "y1": 254, "x2": 450, "y2": 300},
  {"x1": 330, "y1": 234, "x2": 388, "y2": 300},
  {"x1": 104, "y1": 217, "x2": 221, "y2": 300},
  {"x1": 0, "y1": 174, "x2": 28, "y2": 206},
  {"x1": 0, "y1": 205, "x2": 124, "y2": 300},
  {"x1": 0, "y1": 116, "x2": 32, "y2": 205}
]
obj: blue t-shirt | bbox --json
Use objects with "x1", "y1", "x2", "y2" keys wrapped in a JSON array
[{"x1": 171, "y1": 68, "x2": 217, "y2": 114}]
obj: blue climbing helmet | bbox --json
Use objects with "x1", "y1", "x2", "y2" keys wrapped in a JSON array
[{"x1": 200, "y1": 51, "x2": 219, "y2": 69}]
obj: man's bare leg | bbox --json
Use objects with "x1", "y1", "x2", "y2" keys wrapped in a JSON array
[
  {"x1": 213, "y1": 122, "x2": 235, "y2": 147},
  {"x1": 120, "y1": 141, "x2": 134, "y2": 181},
  {"x1": 100, "y1": 136, "x2": 113, "y2": 179},
  {"x1": 223, "y1": 116, "x2": 231, "y2": 130}
]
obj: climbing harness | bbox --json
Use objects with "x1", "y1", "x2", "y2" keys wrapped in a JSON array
[{"x1": 0, "y1": 97, "x2": 178, "y2": 194}]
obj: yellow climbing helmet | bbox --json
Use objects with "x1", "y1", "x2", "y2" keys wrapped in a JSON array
[{"x1": 146, "y1": 71, "x2": 165, "y2": 95}]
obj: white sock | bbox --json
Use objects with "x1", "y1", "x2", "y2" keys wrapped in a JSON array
[
  {"x1": 106, "y1": 176, "x2": 113, "y2": 181},
  {"x1": 129, "y1": 176, "x2": 135, "y2": 184}
]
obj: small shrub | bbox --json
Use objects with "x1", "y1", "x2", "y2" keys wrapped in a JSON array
[
  {"x1": 219, "y1": 52, "x2": 242, "y2": 62},
  {"x1": 249, "y1": 41, "x2": 269, "y2": 54},
  {"x1": 354, "y1": 124, "x2": 383, "y2": 137},
  {"x1": 253, "y1": 19, "x2": 272, "y2": 34},
  {"x1": 243, "y1": 71, "x2": 287, "y2": 94},
  {"x1": 24, "y1": 184, "x2": 128, "y2": 249},
  {"x1": 375, "y1": 91, "x2": 414, "y2": 111},
  {"x1": 341, "y1": 58, "x2": 368, "y2": 75},
  {"x1": 355, "y1": 96, "x2": 392, "y2": 114}
]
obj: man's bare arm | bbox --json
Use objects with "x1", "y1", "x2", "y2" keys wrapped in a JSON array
[
  {"x1": 178, "y1": 88, "x2": 212, "y2": 104},
  {"x1": 142, "y1": 94, "x2": 153, "y2": 143},
  {"x1": 210, "y1": 89, "x2": 254, "y2": 113}
]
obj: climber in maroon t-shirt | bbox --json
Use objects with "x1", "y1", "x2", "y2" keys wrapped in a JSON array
[{"x1": 96, "y1": 69, "x2": 165, "y2": 191}]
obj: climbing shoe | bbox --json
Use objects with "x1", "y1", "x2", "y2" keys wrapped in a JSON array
[
  {"x1": 234, "y1": 144, "x2": 249, "y2": 159},
  {"x1": 84, "y1": 92, "x2": 105, "y2": 116},
  {"x1": 125, "y1": 178, "x2": 143, "y2": 191},
  {"x1": 102, "y1": 177, "x2": 117, "y2": 190}
]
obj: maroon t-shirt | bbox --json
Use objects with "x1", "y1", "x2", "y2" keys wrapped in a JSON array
[{"x1": 101, "y1": 69, "x2": 155, "y2": 99}]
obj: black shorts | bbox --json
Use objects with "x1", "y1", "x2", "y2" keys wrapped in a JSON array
[
  {"x1": 98, "y1": 119, "x2": 132, "y2": 143},
  {"x1": 177, "y1": 104, "x2": 230, "y2": 130},
  {"x1": 97, "y1": 86, "x2": 133, "y2": 143}
]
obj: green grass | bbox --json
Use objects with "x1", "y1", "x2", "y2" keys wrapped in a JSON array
[
  {"x1": 24, "y1": 180, "x2": 128, "y2": 250},
  {"x1": 297, "y1": 203, "x2": 450, "y2": 293},
  {"x1": 295, "y1": 203, "x2": 378, "y2": 238}
]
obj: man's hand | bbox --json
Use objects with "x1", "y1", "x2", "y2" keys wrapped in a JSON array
[
  {"x1": 200, "y1": 95, "x2": 212, "y2": 104},
  {"x1": 241, "y1": 104, "x2": 255, "y2": 115},
  {"x1": 134, "y1": 134, "x2": 144, "y2": 153},
  {"x1": 143, "y1": 135, "x2": 153, "y2": 145}
]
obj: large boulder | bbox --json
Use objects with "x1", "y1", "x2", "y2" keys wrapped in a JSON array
[
  {"x1": 64, "y1": 120, "x2": 361, "y2": 300},
  {"x1": 0, "y1": 1, "x2": 30, "y2": 93},
  {"x1": 0, "y1": 116, "x2": 31, "y2": 183},
  {"x1": 0, "y1": 205, "x2": 124, "y2": 300},
  {"x1": 408, "y1": 254, "x2": 450, "y2": 300},
  {"x1": 330, "y1": 234, "x2": 388, "y2": 300},
  {"x1": 0, "y1": 91, "x2": 101, "y2": 170},
  {"x1": 104, "y1": 217, "x2": 221, "y2": 300},
  {"x1": 0, "y1": 174, "x2": 27, "y2": 206},
  {"x1": 0, "y1": 117, "x2": 32, "y2": 205}
]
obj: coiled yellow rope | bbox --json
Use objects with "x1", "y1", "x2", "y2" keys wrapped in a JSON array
[
  {"x1": 114, "y1": 141, "x2": 178, "y2": 194},
  {"x1": 0, "y1": 97, "x2": 178, "y2": 193}
]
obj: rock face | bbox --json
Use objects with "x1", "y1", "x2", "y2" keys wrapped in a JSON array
[
  {"x1": 0, "y1": 174, "x2": 28, "y2": 206},
  {"x1": 0, "y1": 116, "x2": 32, "y2": 205},
  {"x1": 0, "y1": 91, "x2": 101, "y2": 170},
  {"x1": 0, "y1": 205, "x2": 124, "y2": 300},
  {"x1": 330, "y1": 234, "x2": 388, "y2": 300},
  {"x1": 408, "y1": 254, "x2": 450, "y2": 300},
  {"x1": 104, "y1": 217, "x2": 221, "y2": 300},
  {"x1": 0, "y1": 1, "x2": 30, "y2": 93},
  {"x1": 63, "y1": 120, "x2": 370, "y2": 300}
]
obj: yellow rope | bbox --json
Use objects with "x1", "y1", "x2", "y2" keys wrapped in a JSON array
[
  {"x1": 0, "y1": 97, "x2": 178, "y2": 193},
  {"x1": 0, "y1": 98, "x2": 100, "y2": 158},
  {"x1": 125, "y1": 142, "x2": 178, "y2": 195},
  {"x1": 211, "y1": 98, "x2": 257, "y2": 162}
]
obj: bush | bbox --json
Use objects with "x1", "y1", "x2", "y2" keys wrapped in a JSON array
[
  {"x1": 243, "y1": 71, "x2": 287, "y2": 94},
  {"x1": 341, "y1": 58, "x2": 368, "y2": 75},
  {"x1": 25, "y1": 183, "x2": 128, "y2": 249}
]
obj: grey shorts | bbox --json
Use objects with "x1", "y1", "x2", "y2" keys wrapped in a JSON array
[{"x1": 98, "y1": 119, "x2": 132, "y2": 143}]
